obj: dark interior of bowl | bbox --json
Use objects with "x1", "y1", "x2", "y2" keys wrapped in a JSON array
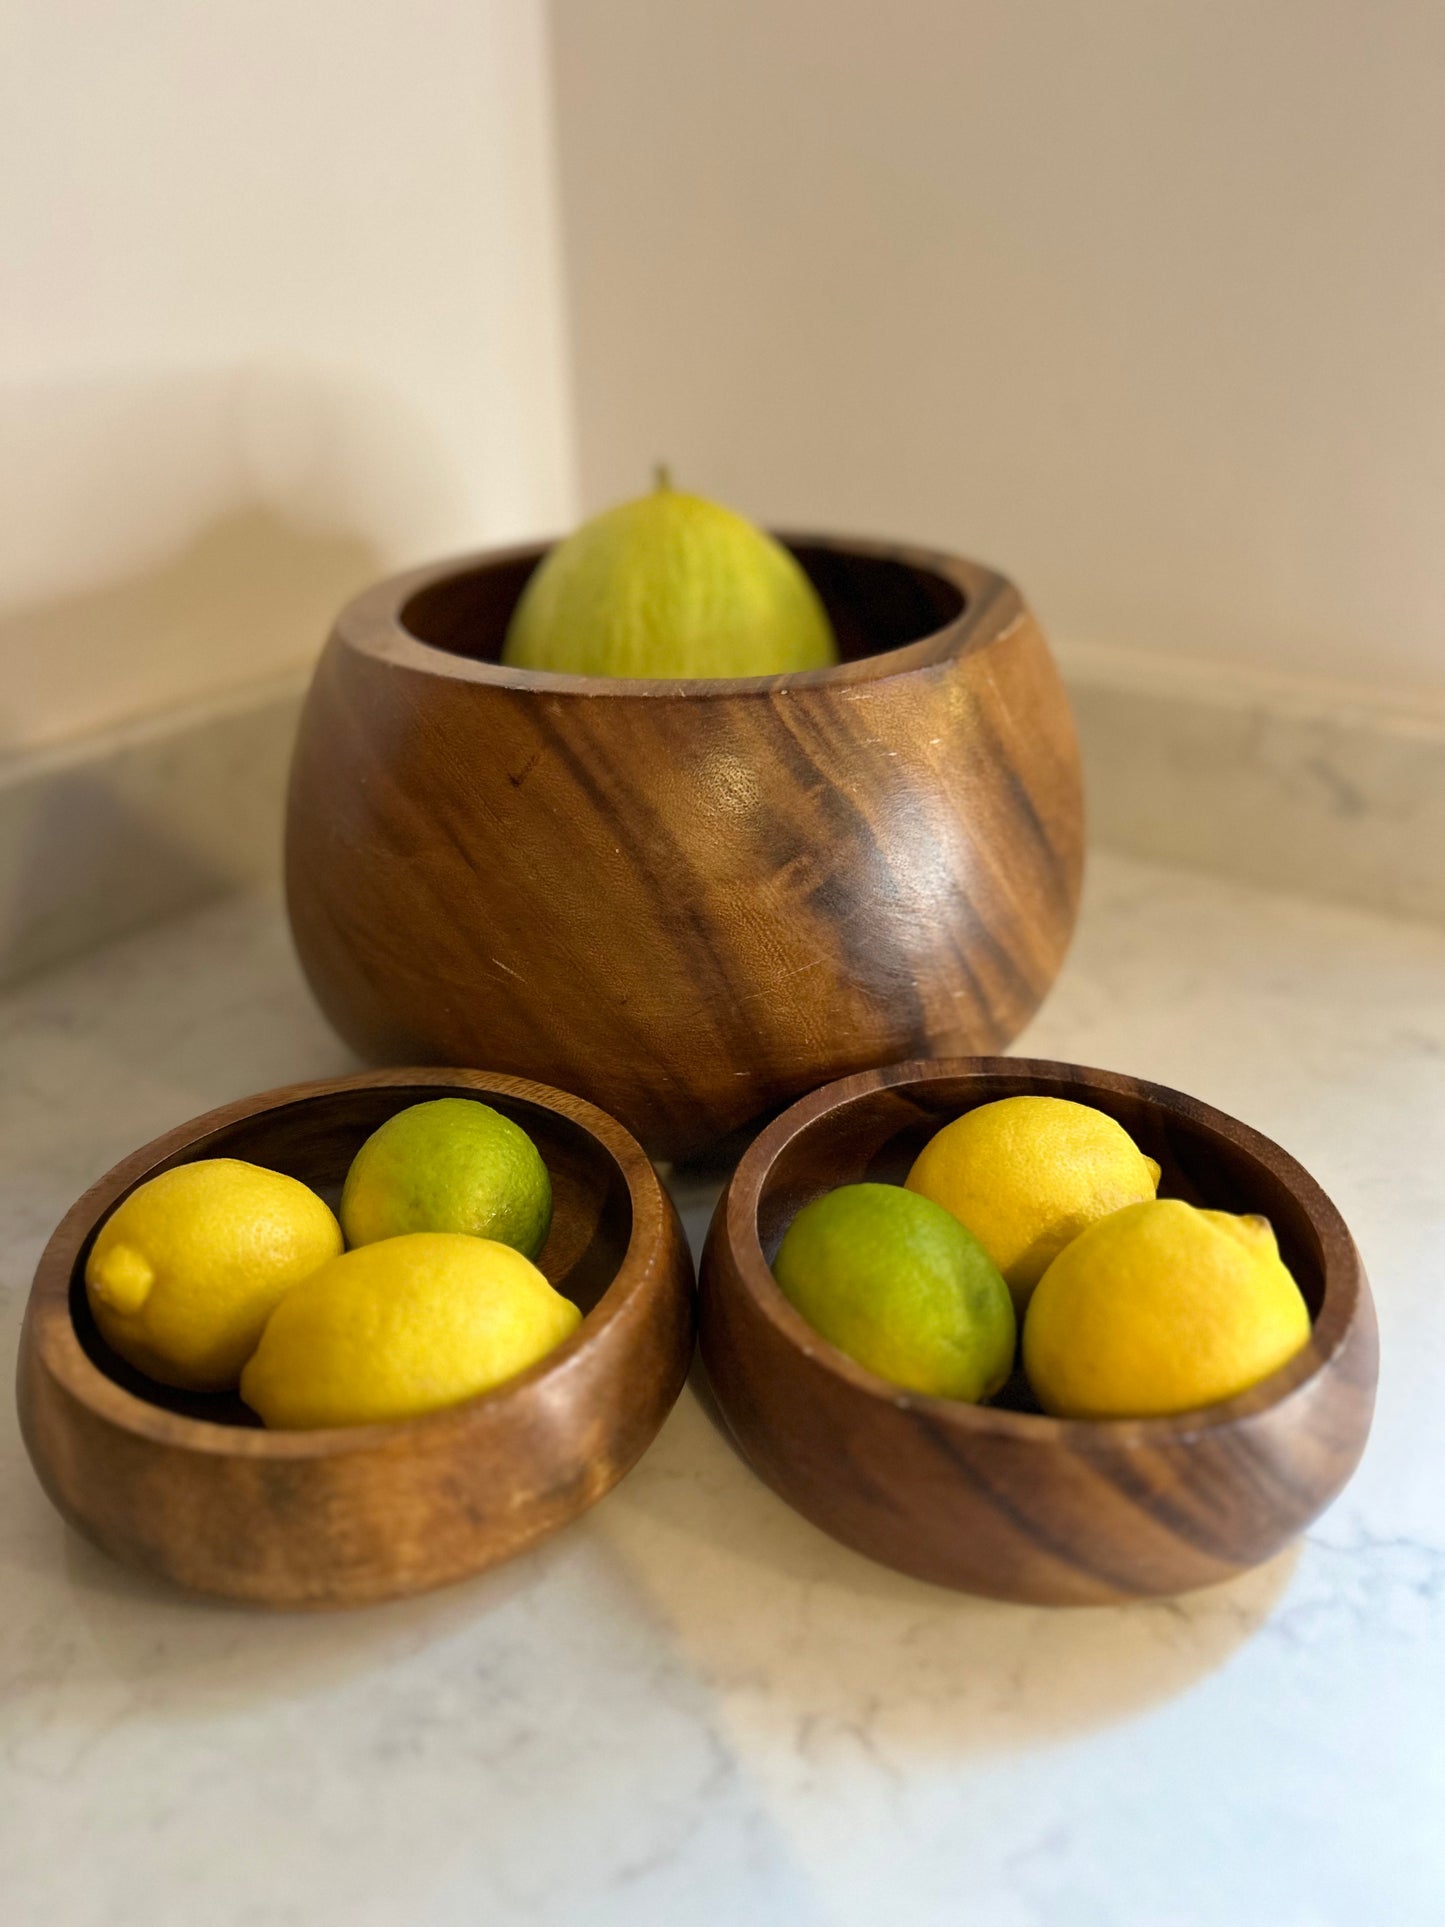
[
  {"x1": 400, "y1": 543, "x2": 967, "y2": 669},
  {"x1": 750, "y1": 1068, "x2": 1328, "y2": 1415},
  {"x1": 69, "y1": 1087, "x2": 633, "y2": 1427}
]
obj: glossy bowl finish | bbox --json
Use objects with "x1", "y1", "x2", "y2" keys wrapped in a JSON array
[
  {"x1": 18, "y1": 1069, "x2": 694, "y2": 1607},
  {"x1": 699, "y1": 1057, "x2": 1377, "y2": 1605},
  {"x1": 284, "y1": 536, "x2": 1083, "y2": 1161}
]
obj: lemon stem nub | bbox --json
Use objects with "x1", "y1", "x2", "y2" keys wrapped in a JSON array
[
  {"x1": 653, "y1": 462, "x2": 673, "y2": 492},
  {"x1": 90, "y1": 1243, "x2": 155, "y2": 1315}
]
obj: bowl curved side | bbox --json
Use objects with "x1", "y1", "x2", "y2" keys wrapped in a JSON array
[
  {"x1": 697, "y1": 1058, "x2": 1378, "y2": 1604},
  {"x1": 285, "y1": 541, "x2": 1084, "y2": 1160},
  {"x1": 17, "y1": 1069, "x2": 697, "y2": 1607}
]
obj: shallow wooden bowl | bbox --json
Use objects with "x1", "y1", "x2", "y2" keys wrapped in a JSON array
[
  {"x1": 18, "y1": 1069, "x2": 694, "y2": 1607},
  {"x1": 285, "y1": 536, "x2": 1083, "y2": 1161},
  {"x1": 699, "y1": 1057, "x2": 1377, "y2": 1604}
]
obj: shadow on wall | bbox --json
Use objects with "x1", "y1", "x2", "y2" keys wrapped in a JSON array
[
  {"x1": 0, "y1": 505, "x2": 378, "y2": 756},
  {"x1": 0, "y1": 362, "x2": 470, "y2": 751},
  {"x1": 0, "y1": 365, "x2": 471, "y2": 980},
  {"x1": 0, "y1": 505, "x2": 384, "y2": 985}
]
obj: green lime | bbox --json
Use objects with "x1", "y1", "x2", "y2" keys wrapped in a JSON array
[
  {"x1": 771, "y1": 1182, "x2": 1015, "y2": 1401},
  {"x1": 340, "y1": 1099, "x2": 552, "y2": 1259}
]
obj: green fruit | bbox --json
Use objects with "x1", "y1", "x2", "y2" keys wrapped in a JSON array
[
  {"x1": 501, "y1": 471, "x2": 837, "y2": 678},
  {"x1": 340, "y1": 1099, "x2": 552, "y2": 1259},
  {"x1": 771, "y1": 1182, "x2": 1016, "y2": 1402}
]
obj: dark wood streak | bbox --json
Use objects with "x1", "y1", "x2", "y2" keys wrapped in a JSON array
[
  {"x1": 698, "y1": 1056, "x2": 1378, "y2": 1605},
  {"x1": 752, "y1": 703, "x2": 935, "y2": 1037},
  {"x1": 284, "y1": 537, "x2": 1084, "y2": 1160},
  {"x1": 911, "y1": 1411, "x2": 1155, "y2": 1595},
  {"x1": 969, "y1": 699, "x2": 1078, "y2": 899},
  {"x1": 17, "y1": 1069, "x2": 695, "y2": 1608},
  {"x1": 523, "y1": 701, "x2": 797, "y2": 1073}
]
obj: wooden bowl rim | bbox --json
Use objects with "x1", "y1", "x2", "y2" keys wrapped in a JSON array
[
  {"x1": 719, "y1": 1055, "x2": 1366, "y2": 1446},
  {"x1": 26, "y1": 1068, "x2": 681, "y2": 1460},
  {"x1": 334, "y1": 531, "x2": 1017, "y2": 700}
]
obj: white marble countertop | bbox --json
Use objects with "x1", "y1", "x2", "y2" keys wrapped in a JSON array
[{"x1": 2, "y1": 850, "x2": 1442, "y2": 1927}]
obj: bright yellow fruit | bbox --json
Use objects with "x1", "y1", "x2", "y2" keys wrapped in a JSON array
[
  {"x1": 905, "y1": 1096, "x2": 1161, "y2": 1310},
  {"x1": 240, "y1": 1233, "x2": 582, "y2": 1429},
  {"x1": 1022, "y1": 1199, "x2": 1312, "y2": 1419},
  {"x1": 84, "y1": 1159, "x2": 342, "y2": 1391},
  {"x1": 501, "y1": 472, "x2": 838, "y2": 678}
]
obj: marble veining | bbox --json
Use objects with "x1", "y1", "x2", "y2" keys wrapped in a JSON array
[{"x1": 1, "y1": 851, "x2": 1442, "y2": 1925}]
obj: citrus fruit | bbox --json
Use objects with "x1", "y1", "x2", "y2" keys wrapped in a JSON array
[
  {"x1": 84, "y1": 1159, "x2": 342, "y2": 1391},
  {"x1": 340, "y1": 1098, "x2": 552, "y2": 1259},
  {"x1": 1022, "y1": 1199, "x2": 1312, "y2": 1419},
  {"x1": 906, "y1": 1096, "x2": 1161, "y2": 1310},
  {"x1": 770, "y1": 1182, "x2": 1015, "y2": 1401},
  {"x1": 240, "y1": 1232, "x2": 582, "y2": 1429},
  {"x1": 501, "y1": 470, "x2": 837, "y2": 678}
]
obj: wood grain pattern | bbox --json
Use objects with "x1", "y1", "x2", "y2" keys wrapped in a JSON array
[
  {"x1": 284, "y1": 537, "x2": 1083, "y2": 1161},
  {"x1": 17, "y1": 1069, "x2": 694, "y2": 1607},
  {"x1": 699, "y1": 1057, "x2": 1377, "y2": 1605}
]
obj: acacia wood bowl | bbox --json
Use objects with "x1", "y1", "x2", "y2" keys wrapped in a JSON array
[
  {"x1": 285, "y1": 535, "x2": 1083, "y2": 1162},
  {"x1": 17, "y1": 1069, "x2": 694, "y2": 1607},
  {"x1": 699, "y1": 1057, "x2": 1377, "y2": 1604}
]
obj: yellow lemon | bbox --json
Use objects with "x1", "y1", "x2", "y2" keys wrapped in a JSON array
[
  {"x1": 1022, "y1": 1199, "x2": 1312, "y2": 1418},
  {"x1": 84, "y1": 1159, "x2": 342, "y2": 1391},
  {"x1": 501, "y1": 470, "x2": 837, "y2": 679},
  {"x1": 240, "y1": 1232, "x2": 582, "y2": 1429},
  {"x1": 771, "y1": 1183, "x2": 1015, "y2": 1402},
  {"x1": 341, "y1": 1098, "x2": 553, "y2": 1259},
  {"x1": 905, "y1": 1096, "x2": 1161, "y2": 1310}
]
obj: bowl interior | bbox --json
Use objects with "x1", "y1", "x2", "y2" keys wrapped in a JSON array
[
  {"x1": 398, "y1": 542, "x2": 968, "y2": 668},
  {"x1": 748, "y1": 1063, "x2": 1330, "y2": 1415},
  {"x1": 68, "y1": 1085, "x2": 632, "y2": 1428}
]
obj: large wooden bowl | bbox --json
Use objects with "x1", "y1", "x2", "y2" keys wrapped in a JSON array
[
  {"x1": 699, "y1": 1058, "x2": 1377, "y2": 1604},
  {"x1": 285, "y1": 537, "x2": 1083, "y2": 1161},
  {"x1": 17, "y1": 1069, "x2": 694, "y2": 1607}
]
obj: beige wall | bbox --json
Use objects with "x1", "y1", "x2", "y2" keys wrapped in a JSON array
[
  {"x1": 0, "y1": 1, "x2": 574, "y2": 751},
  {"x1": 551, "y1": 0, "x2": 1445, "y2": 702}
]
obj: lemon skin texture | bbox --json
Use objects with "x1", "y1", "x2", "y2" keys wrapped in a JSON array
[
  {"x1": 341, "y1": 1099, "x2": 552, "y2": 1260},
  {"x1": 771, "y1": 1182, "x2": 1015, "y2": 1402},
  {"x1": 84, "y1": 1159, "x2": 343, "y2": 1392},
  {"x1": 1022, "y1": 1199, "x2": 1313, "y2": 1420},
  {"x1": 240, "y1": 1232, "x2": 583, "y2": 1430},
  {"x1": 501, "y1": 482, "x2": 837, "y2": 679},
  {"x1": 906, "y1": 1096, "x2": 1161, "y2": 1312}
]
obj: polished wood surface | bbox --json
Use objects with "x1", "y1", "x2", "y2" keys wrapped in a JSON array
[
  {"x1": 285, "y1": 537, "x2": 1083, "y2": 1161},
  {"x1": 699, "y1": 1058, "x2": 1377, "y2": 1605},
  {"x1": 18, "y1": 1069, "x2": 695, "y2": 1607}
]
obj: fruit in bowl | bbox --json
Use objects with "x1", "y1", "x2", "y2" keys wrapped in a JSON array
[
  {"x1": 770, "y1": 1095, "x2": 1312, "y2": 1419},
  {"x1": 84, "y1": 1161, "x2": 343, "y2": 1391},
  {"x1": 83, "y1": 1099, "x2": 581, "y2": 1428},
  {"x1": 502, "y1": 470, "x2": 838, "y2": 679},
  {"x1": 905, "y1": 1095, "x2": 1161, "y2": 1311},
  {"x1": 1022, "y1": 1198, "x2": 1311, "y2": 1418},
  {"x1": 286, "y1": 526, "x2": 1084, "y2": 1160},
  {"x1": 772, "y1": 1183, "x2": 1015, "y2": 1402},
  {"x1": 340, "y1": 1097, "x2": 552, "y2": 1258},
  {"x1": 241, "y1": 1232, "x2": 580, "y2": 1430}
]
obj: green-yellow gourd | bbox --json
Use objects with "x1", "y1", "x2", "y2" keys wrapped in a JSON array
[{"x1": 502, "y1": 470, "x2": 838, "y2": 679}]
